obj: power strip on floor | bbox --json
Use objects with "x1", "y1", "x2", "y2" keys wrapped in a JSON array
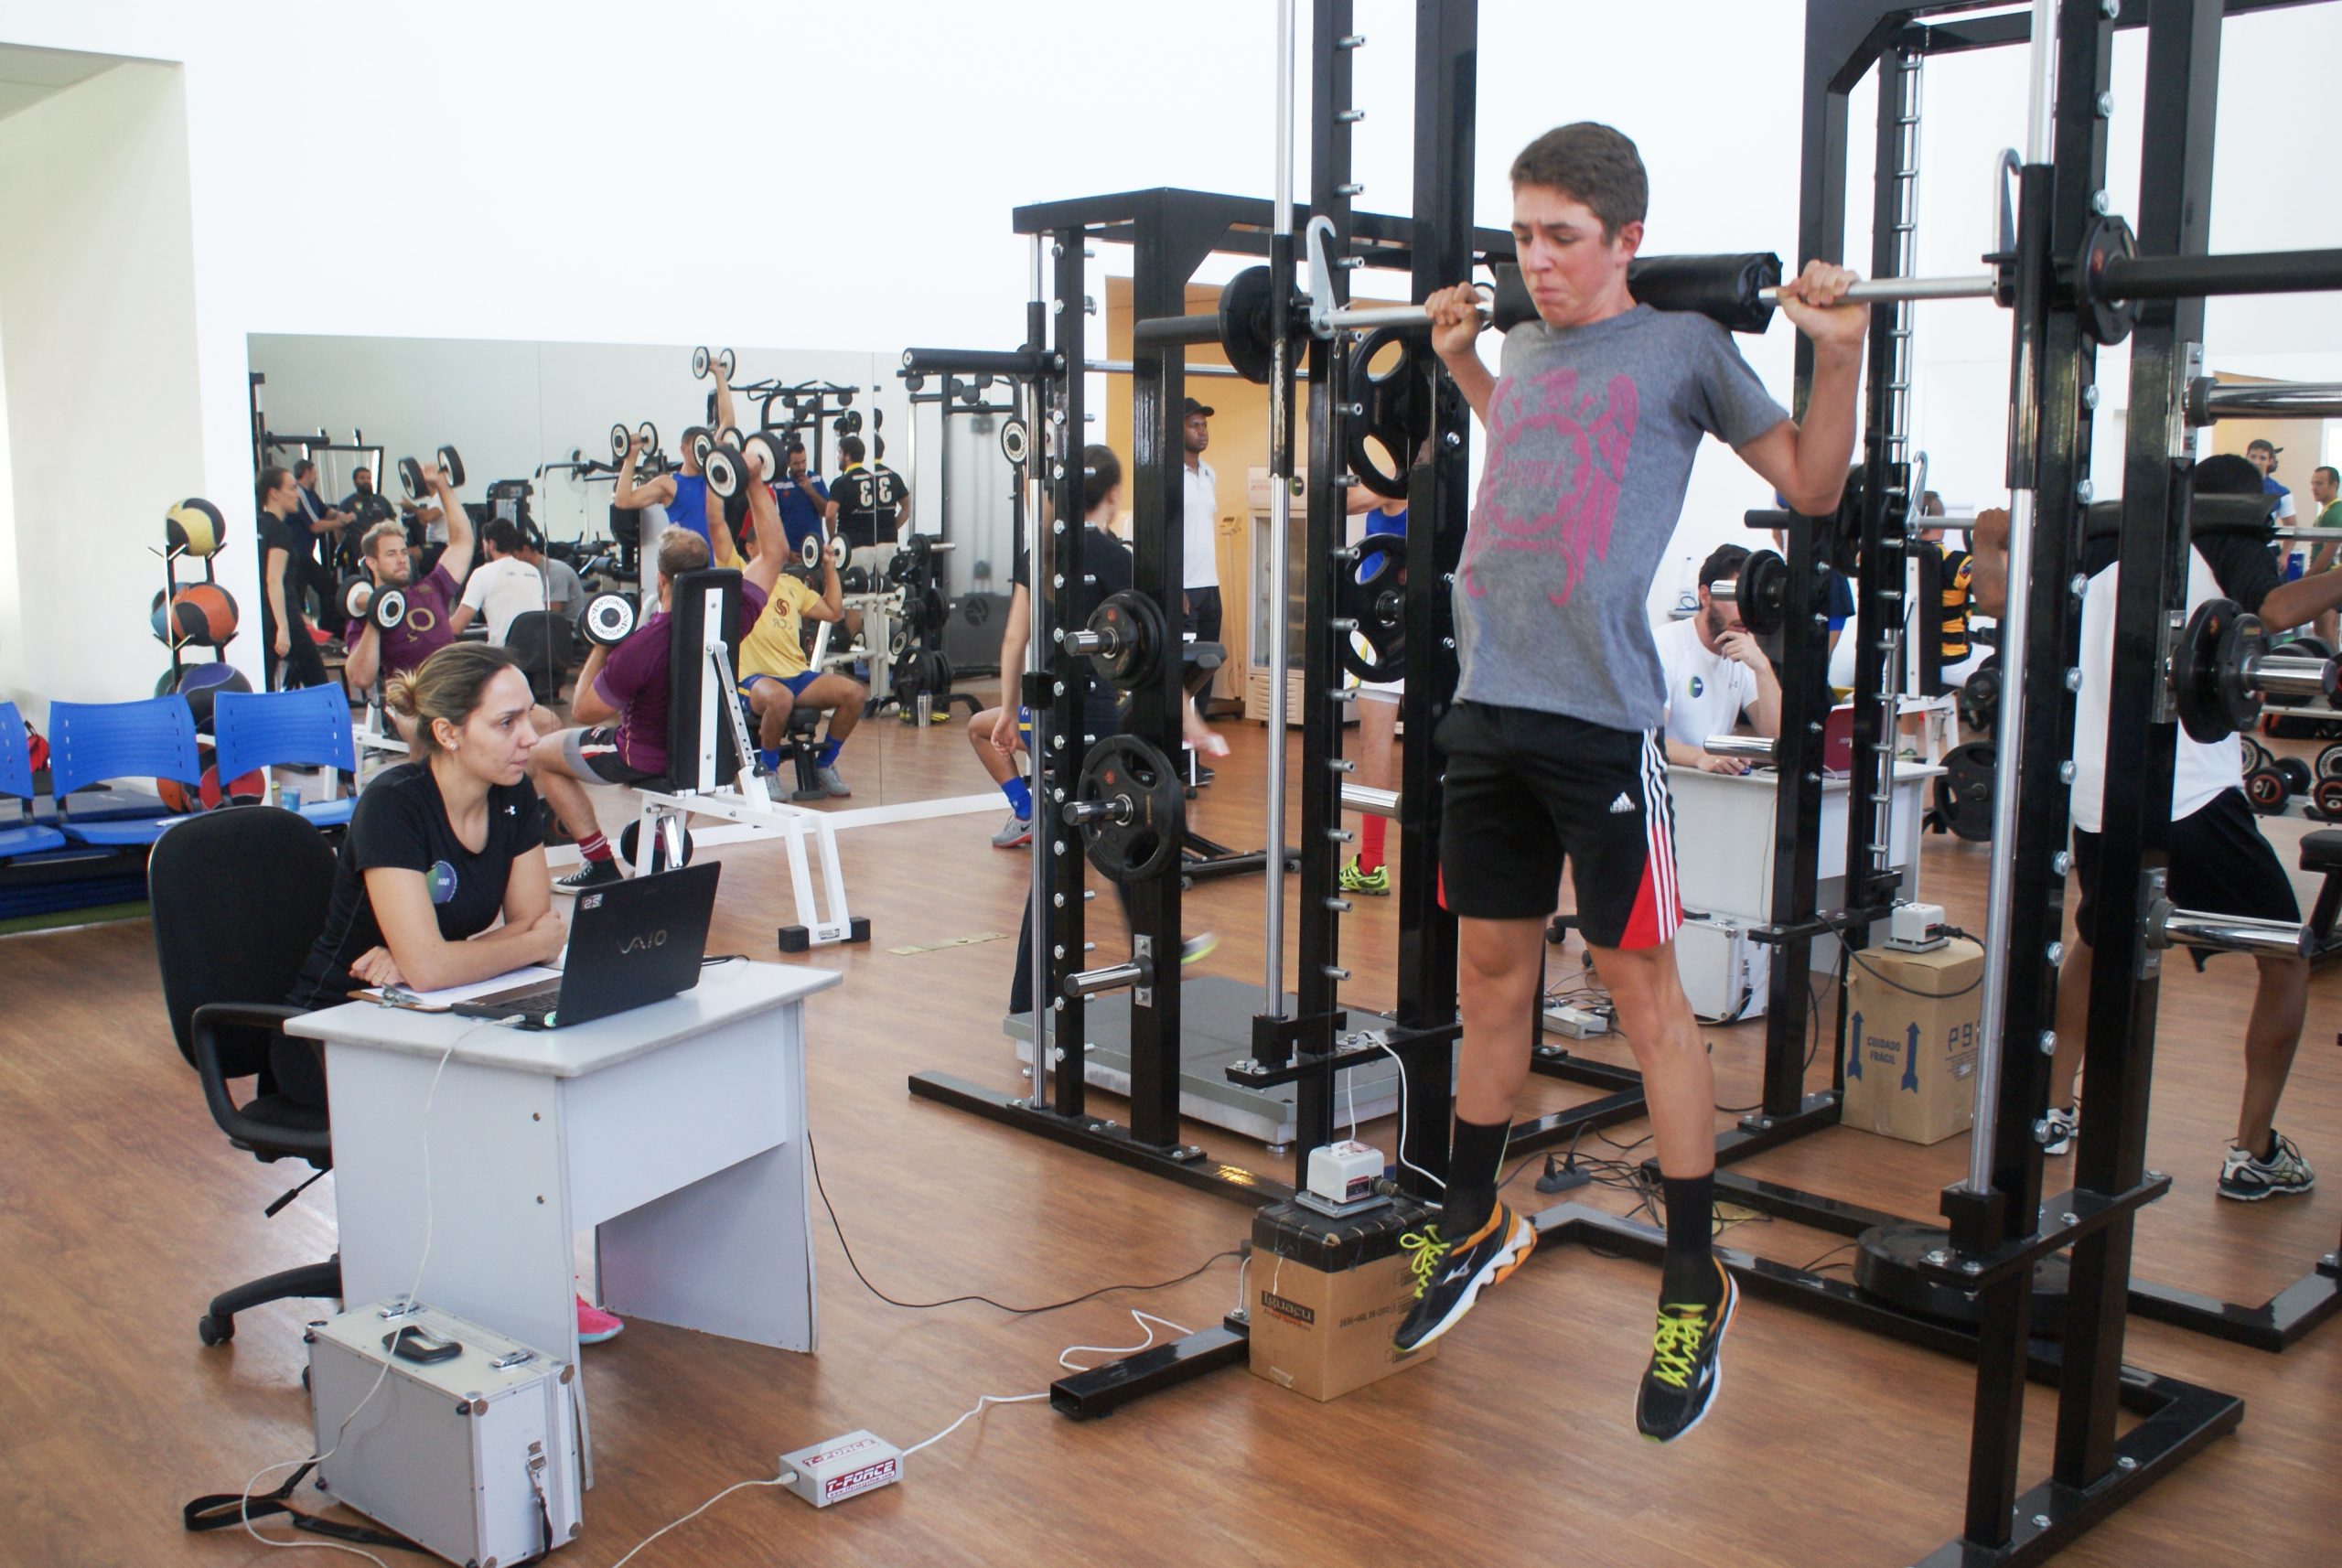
[{"x1": 1543, "y1": 1003, "x2": 1612, "y2": 1039}]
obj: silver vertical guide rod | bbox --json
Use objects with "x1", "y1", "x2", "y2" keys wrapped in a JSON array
[
  {"x1": 1965, "y1": 0, "x2": 2059, "y2": 1201},
  {"x1": 1871, "y1": 48, "x2": 1925, "y2": 880},
  {"x1": 1260, "y1": 0, "x2": 1295, "y2": 1019},
  {"x1": 1025, "y1": 232, "x2": 1054, "y2": 1109}
]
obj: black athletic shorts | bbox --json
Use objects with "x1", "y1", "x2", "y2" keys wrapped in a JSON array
[
  {"x1": 1435, "y1": 700, "x2": 1681, "y2": 949},
  {"x1": 560, "y1": 725, "x2": 661, "y2": 787},
  {"x1": 2069, "y1": 787, "x2": 2298, "y2": 949}
]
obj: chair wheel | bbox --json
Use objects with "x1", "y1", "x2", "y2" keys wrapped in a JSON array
[{"x1": 198, "y1": 1313, "x2": 234, "y2": 1347}]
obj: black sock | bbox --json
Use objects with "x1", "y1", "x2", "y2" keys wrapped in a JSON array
[
  {"x1": 1441, "y1": 1114, "x2": 1510, "y2": 1240},
  {"x1": 1660, "y1": 1173, "x2": 1722, "y2": 1306}
]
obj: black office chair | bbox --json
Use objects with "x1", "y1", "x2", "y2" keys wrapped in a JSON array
[
  {"x1": 148, "y1": 805, "x2": 342, "y2": 1346},
  {"x1": 505, "y1": 610, "x2": 576, "y2": 703}
]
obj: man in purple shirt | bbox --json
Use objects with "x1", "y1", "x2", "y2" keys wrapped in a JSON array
[
  {"x1": 531, "y1": 522, "x2": 768, "y2": 892},
  {"x1": 344, "y1": 458, "x2": 477, "y2": 736}
]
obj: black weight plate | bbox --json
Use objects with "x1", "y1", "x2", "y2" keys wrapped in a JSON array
[
  {"x1": 2314, "y1": 777, "x2": 2342, "y2": 821},
  {"x1": 1935, "y1": 741, "x2": 1997, "y2": 842},
  {"x1": 999, "y1": 419, "x2": 1028, "y2": 465},
  {"x1": 371, "y1": 587, "x2": 407, "y2": 632},
  {"x1": 611, "y1": 423, "x2": 632, "y2": 463},
  {"x1": 2315, "y1": 744, "x2": 2342, "y2": 783},
  {"x1": 342, "y1": 577, "x2": 374, "y2": 619},
  {"x1": 683, "y1": 426, "x2": 714, "y2": 472},
  {"x1": 1735, "y1": 549, "x2": 1791, "y2": 639},
  {"x1": 746, "y1": 430, "x2": 787, "y2": 482},
  {"x1": 1072, "y1": 735, "x2": 1184, "y2": 884},
  {"x1": 638, "y1": 421, "x2": 659, "y2": 455},
  {"x1": 692, "y1": 346, "x2": 711, "y2": 379},
  {"x1": 396, "y1": 456, "x2": 425, "y2": 499},
  {"x1": 1084, "y1": 590, "x2": 1166, "y2": 691},
  {"x1": 436, "y1": 446, "x2": 466, "y2": 488},
  {"x1": 2241, "y1": 735, "x2": 2276, "y2": 777},
  {"x1": 2245, "y1": 767, "x2": 2291, "y2": 812},
  {"x1": 1340, "y1": 328, "x2": 1422, "y2": 501},
  {"x1": 618, "y1": 818, "x2": 693, "y2": 874},
  {"x1": 718, "y1": 348, "x2": 736, "y2": 380},
  {"x1": 1334, "y1": 547, "x2": 1406, "y2": 682},
  {"x1": 1957, "y1": 656, "x2": 2002, "y2": 733},
  {"x1": 1216, "y1": 264, "x2": 1279, "y2": 385}
]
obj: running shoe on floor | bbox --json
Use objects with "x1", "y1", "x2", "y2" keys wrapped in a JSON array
[
  {"x1": 2218, "y1": 1129, "x2": 2315, "y2": 1200},
  {"x1": 555, "y1": 858, "x2": 625, "y2": 894},
  {"x1": 817, "y1": 765, "x2": 852, "y2": 798},
  {"x1": 1392, "y1": 1201, "x2": 1536, "y2": 1354},
  {"x1": 1338, "y1": 858, "x2": 1391, "y2": 897},
  {"x1": 2043, "y1": 1104, "x2": 2077, "y2": 1157},
  {"x1": 575, "y1": 1294, "x2": 624, "y2": 1346},
  {"x1": 992, "y1": 814, "x2": 1033, "y2": 849},
  {"x1": 1636, "y1": 1259, "x2": 1738, "y2": 1443}
]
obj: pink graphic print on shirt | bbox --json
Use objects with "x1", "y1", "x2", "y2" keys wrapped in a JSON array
[{"x1": 1461, "y1": 368, "x2": 1638, "y2": 607}]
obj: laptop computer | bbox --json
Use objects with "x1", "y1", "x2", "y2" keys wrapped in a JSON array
[{"x1": 450, "y1": 860, "x2": 723, "y2": 1029}]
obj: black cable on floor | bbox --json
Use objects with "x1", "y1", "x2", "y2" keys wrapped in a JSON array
[{"x1": 807, "y1": 1132, "x2": 1239, "y2": 1315}]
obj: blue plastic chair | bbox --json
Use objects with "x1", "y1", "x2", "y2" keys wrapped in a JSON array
[
  {"x1": 46, "y1": 697, "x2": 203, "y2": 846},
  {"x1": 210, "y1": 685, "x2": 360, "y2": 828},
  {"x1": 0, "y1": 700, "x2": 66, "y2": 857}
]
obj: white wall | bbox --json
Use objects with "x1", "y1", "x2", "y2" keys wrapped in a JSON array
[
  {"x1": 0, "y1": 59, "x2": 209, "y2": 717},
  {"x1": 0, "y1": 0, "x2": 2337, "y2": 693}
]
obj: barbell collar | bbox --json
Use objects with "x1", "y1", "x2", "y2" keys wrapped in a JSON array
[
  {"x1": 1709, "y1": 581, "x2": 1741, "y2": 606},
  {"x1": 1063, "y1": 959, "x2": 1151, "y2": 999},
  {"x1": 1704, "y1": 736, "x2": 1777, "y2": 760},
  {"x1": 1061, "y1": 798, "x2": 1132, "y2": 827},
  {"x1": 2147, "y1": 898, "x2": 2313, "y2": 960},
  {"x1": 2246, "y1": 652, "x2": 2337, "y2": 703},
  {"x1": 898, "y1": 347, "x2": 1057, "y2": 378},
  {"x1": 1131, "y1": 314, "x2": 1227, "y2": 350},
  {"x1": 1062, "y1": 628, "x2": 1112, "y2": 658}
]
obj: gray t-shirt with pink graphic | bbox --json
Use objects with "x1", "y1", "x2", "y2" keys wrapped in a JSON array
[{"x1": 1454, "y1": 304, "x2": 1788, "y2": 732}]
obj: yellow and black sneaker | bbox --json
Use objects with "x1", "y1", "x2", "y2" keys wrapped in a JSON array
[
  {"x1": 1635, "y1": 1260, "x2": 1738, "y2": 1442},
  {"x1": 1392, "y1": 1202, "x2": 1536, "y2": 1354},
  {"x1": 1338, "y1": 857, "x2": 1391, "y2": 896}
]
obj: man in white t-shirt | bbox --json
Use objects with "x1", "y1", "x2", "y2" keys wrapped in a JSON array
[
  {"x1": 518, "y1": 531, "x2": 586, "y2": 628},
  {"x1": 1180, "y1": 398, "x2": 1221, "y2": 694},
  {"x1": 450, "y1": 518, "x2": 549, "y2": 645},
  {"x1": 1655, "y1": 543, "x2": 1781, "y2": 773},
  {"x1": 1971, "y1": 453, "x2": 2342, "y2": 1201}
]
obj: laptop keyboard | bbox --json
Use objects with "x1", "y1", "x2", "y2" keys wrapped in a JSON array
[{"x1": 478, "y1": 980, "x2": 564, "y2": 1013}]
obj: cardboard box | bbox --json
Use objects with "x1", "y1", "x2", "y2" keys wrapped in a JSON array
[
  {"x1": 1246, "y1": 1198, "x2": 1437, "y2": 1402},
  {"x1": 1841, "y1": 936, "x2": 1983, "y2": 1144}
]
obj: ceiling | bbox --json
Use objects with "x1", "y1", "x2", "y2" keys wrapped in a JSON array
[{"x1": 0, "y1": 43, "x2": 124, "y2": 124}]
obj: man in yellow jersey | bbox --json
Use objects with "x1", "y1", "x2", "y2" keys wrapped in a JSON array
[{"x1": 736, "y1": 481, "x2": 866, "y2": 798}]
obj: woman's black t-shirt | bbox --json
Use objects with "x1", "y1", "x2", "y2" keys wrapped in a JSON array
[{"x1": 289, "y1": 761, "x2": 548, "y2": 1008}]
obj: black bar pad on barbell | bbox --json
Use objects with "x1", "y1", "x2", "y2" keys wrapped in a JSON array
[
  {"x1": 2081, "y1": 492, "x2": 2276, "y2": 542},
  {"x1": 1625, "y1": 253, "x2": 1785, "y2": 336}
]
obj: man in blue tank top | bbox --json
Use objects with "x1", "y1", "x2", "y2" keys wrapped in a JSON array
[{"x1": 613, "y1": 353, "x2": 740, "y2": 559}]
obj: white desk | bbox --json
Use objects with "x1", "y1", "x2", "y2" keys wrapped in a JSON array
[
  {"x1": 1670, "y1": 761, "x2": 1942, "y2": 969},
  {"x1": 290, "y1": 961, "x2": 838, "y2": 1377}
]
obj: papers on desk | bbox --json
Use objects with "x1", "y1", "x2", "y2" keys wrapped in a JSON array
[{"x1": 365, "y1": 966, "x2": 562, "y2": 1011}]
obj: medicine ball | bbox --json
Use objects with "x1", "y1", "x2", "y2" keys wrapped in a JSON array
[
  {"x1": 176, "y1": 663, "x2": 251, "y2": 731},
  {"x1": 167, "y1": 584, "x2": 241, "y2": 647},
  {"x1": 165, "y1": 497, "x2": 227, "y2": 558}
]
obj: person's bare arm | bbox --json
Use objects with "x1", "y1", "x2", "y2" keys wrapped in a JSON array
[
  {"x1": 1425, "y1": 282, "x2": 1497, "y2": 425},
  {"x1": 500, "y1": 845, "x2": 553, "y2": 931},
  {"x1": 428, "y1": 466, "x2": 476, "y2": 583},
  {"x1": 2254, "y1": 569, "x2": 2342, "y2": 632},
  {"x1": 713, "y1": 359, "x2": 738, "y2": 435},
  {"x1": 1723, "y1": 628, "x2": 1783, "y2": 737},
  {"x1": 997, "y1": 583, "x2": 1030, "y2": 717},
  {"x1": 806, "y1": 546, "x2": 844, "y2": 624},
  {"x1": 1969, "y1": 508, "x2": 2010, "y2": 618},
  {"x1": 360, "y1": 867, "x2": 567, "y2": 992},
  {"x1": 569, "y1": 644, "x2": 618, "y2": 725},
  {"x1": 1731, "y1": 262, "x2": 1868, "y2": 517},
  {"x1": 265, "y1": 545, "x2": 294, "y2": 655},
  {"x1": 740, "y1": 482, "x2": 786, "y2": 598},
  {"x1": 448, "y1": 603, "x2": 478, "y2": 634},
  {"x1": 612, "y1": 437, "x2": 675, "y2": 510}
]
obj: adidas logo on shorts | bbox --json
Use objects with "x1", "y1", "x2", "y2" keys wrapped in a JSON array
[{"x1": 1609, "y1": 791, "x2": 1637, "y2": 815}]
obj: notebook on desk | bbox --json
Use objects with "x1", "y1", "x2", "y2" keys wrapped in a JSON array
[{"x1": 449, "y1": 861, "x2": 723, "y2": 1029}]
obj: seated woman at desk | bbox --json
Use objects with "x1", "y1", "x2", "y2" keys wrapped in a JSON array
[
  {"x1": 281, "y1": 644, "x2": 620, "y2": 1341},
  {"x1": 1655, "y1": 543, "x2": 1781, "y2": 774}
]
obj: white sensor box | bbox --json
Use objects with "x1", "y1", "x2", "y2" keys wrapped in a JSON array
[{"x1": 779, "y1": 1431, "x2": 904, "y2": 1508}]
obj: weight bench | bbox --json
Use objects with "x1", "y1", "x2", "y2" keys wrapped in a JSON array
[
  {"x1": 626, "y1": 567, "x2": 868, "y2": 950},
  {"x1": 2302, "y1": 830, "x2": 2342, "y2": 966}
]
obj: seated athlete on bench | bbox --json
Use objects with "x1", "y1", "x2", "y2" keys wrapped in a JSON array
[
  {"x1": 735, "y1": 476, "x2": 865, "y2": 798},
  {"x1": 530, "y1": 528, "x2": 768, "y2": 892}
]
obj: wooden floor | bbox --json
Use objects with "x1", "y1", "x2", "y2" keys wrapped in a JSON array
[{"x1": 5, "y1": 711, "x2": 2339, "y2": 1568}]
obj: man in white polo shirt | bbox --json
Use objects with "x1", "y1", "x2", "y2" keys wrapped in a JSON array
[
  {"x1": 450, "y1": 518, "x2": 549, "y2": 645},
  {"x1": 1180, "y1": 397, "x2": 1221, "y2": 690},
  {"x1": 1654, "y1": 542, "x2": 1780, "y2": 773}
]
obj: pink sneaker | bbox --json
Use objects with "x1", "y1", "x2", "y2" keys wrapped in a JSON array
[{"x1": 575, "y1": 1294, "x2": 624, "y2": 1345}]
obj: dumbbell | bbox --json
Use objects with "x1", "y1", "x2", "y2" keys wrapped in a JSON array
[
  {"x1": 683, "y1": 426, "x2": 717, "y2": 471},
  {"x1": 2278, "y1": 757, "x2": 2314, "y2": 795},
  {"x1": 691, "y1": 346, "x2": 737, "y2": 381},
  {"x1": 2245, "y1": 763, "x2": 2294, "y2": 813},
  {"x1": 2314, "y1": 777, "x2": 2342, "y2": 822},
  {"x1": 582, "y1": 592, "x2": 639, "y2": 648},
  {"x1": 341, "y1": 576, "x2": 375, "y2": 623},
  {"x1": 793, "y1": 532, "x2": 850, "y2": 573},
  {"x1": 743, "y1": 430, "x2": 789, "y2": 483},
  {"x1": 395, "y1": 446, "x2": 467, "y2": 500}
]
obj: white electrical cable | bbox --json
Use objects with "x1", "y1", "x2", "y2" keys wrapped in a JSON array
[
  {"x1": 605, "y1": 1468, "x2": 798, "y2": 1568},
  {"x1": 236, "y1": 1035, "x2": 465, "y2": 1564},
  {"x1": 1375, "y1": 1040, "x2": 1445, "y2": 1191},
  {"x1": 1055, "y1": 1310, "x2": 1198, "y2": 1374},
  {"x1": 900, "y1": 1393, "x2": 1051, "y2": 1457}
]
